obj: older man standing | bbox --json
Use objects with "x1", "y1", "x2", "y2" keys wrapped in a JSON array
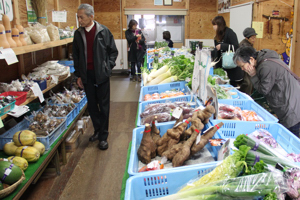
[{"x1": 73, "y1": 4, "x2": 118, "y2": 150}]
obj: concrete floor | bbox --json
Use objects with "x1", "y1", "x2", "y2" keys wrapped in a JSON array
[{"x1": 21, "y1": 74, "x2": 140, "y2": 200}]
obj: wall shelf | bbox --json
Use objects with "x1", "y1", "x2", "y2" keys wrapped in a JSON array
[{"x1": 12, "y1": 38, "x2": 73, "y2": 55}]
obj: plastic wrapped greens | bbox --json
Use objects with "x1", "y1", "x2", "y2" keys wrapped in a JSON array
[{"x1": 156, "y1": 172, "x2": 288, "y2": 200}]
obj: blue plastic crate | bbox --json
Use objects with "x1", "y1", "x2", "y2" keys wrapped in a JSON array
[
  {"x1": 58, "y1": 60, "x2": 74, "y2": 73},
  {"x1": 215, "y1": 99, "x2": 278, "y2": 123},
  {"x1": 33, "y1": 79, "x2": 47, "y2": 91},
  {"x1": 139, "y1": 81, "x2": 189, "y2": 102},
  {"x1": 0, "y1": 117, "x2": 67, "y2": 150},
  {"x1": 137, "y1": 95, "x2": 199, "y2": 127},
  {"x1": 128, "y1": 122, "x2": 220, "y2": 176},
  {"x1": 125, "y1": 162, "x2": 218, "y2": 200},
  {"x1": 0, "y1": 100, "x2": 15, "y2": 117},
  {"x1": 40, "y1": 104, "x2": 78, "y2": 126},
  {"x1": 209, "y1": 120, "x2": 300, "y2": 160},
  {"x1": 219, "y1": 85, "x2": 253, "y2": 100},
  {"x1": 75, "y1": 95, "x2": 87, "y2": 111}
]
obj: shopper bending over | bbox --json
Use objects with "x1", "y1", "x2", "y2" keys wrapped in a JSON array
[
  {"x1": 238, "y1": 27, "x2": 258, "y2": 95},
  {"x1": 211, "y1": 16, "x2": 244, "y2": 87},
  {"x1": 163, "y1": 31, "x2": 173, "y2": 48},
  {"x1": 233, "y1": 46, "x2": 300, "y2": 137},
  {"x1": 73, "y1": 4, "x2": 118, "y2": 150},
  {"x1": 125, "y1": 20, "x2": 146, "y2": 82}
]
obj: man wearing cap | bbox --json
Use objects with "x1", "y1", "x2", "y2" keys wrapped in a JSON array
[
  {"x1": 238, "y1": 28, "x2": 258, "y2": 95},
  {"x1": 240, "y1": 27, "x2": 258, "y2": 47}
]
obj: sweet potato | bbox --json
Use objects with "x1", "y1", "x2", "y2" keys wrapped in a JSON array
[
  {"x1": 191, "y1": 122, "x2": 224, "y2": 155},
  {"x1": 137, "y1": 124, "x2": 157, "y2": 164}
]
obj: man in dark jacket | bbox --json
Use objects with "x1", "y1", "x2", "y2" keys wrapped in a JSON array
[
  {"x1": 73, "y1": 4, "x2": 118, "y2": 150},
  {"x1": 233, "y1": 46, "x2": 300, "y2": 136}
]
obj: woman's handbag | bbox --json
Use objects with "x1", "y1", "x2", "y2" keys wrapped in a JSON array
[{"x1": 222, "y1": 45, "x2": 237, "y2": 69}]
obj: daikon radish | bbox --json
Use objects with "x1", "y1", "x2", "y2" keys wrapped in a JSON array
[
  {"x1": 2, "y1": 14, "x2": 17, "y2": 48},
  {"x1": 158, "y1": 76, "x2": 178, "y2": 84},
  {"x1": 147, "y1": 69, "x2": 172, "y2": 86},
  {"x1": 0, "y1": 24, "x2": 10, "y2": 48},
  {"x1": 148, "y1": 65, "x2": 169, "y2": 79},
  {"x1": 12, "y1": 28, "x2": 22, "y2": 47},
  {"x1": 16, "y1": 25, "x2": 27, "y2": 46}
]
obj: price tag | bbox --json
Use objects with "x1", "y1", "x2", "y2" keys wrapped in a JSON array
[
  {"x1": 203, "y1": 126, "x2": 214, "y2": 134},
  {"x1": 31, "y1": 83, "x2": 44, "y2": 103},
  {"x1": 4, "y1": 168, "x2": 12, "y2": 176},
  {"x1": 193, "y1": 105, "x2": 205, "y2": 112},
  {"x1": 173, "y1": 121, "x2": 183, "y2": 128},
  {"x1": 0, "y1": 48, "x2": 18, "y2": 65},
  {"x1": 172, "y1": 107, "x2": 183, "y2": 119},
  {"x1": 196, "y1": 132, "x2": 201, "y2": 145},
  {"x1": 3, "y1": 159, "x2": 8, "y2": 162}
]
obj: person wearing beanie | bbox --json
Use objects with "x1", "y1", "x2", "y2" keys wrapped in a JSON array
[
  {"x1": 240, "y1": 27, "x2": 258, "y2": 47},
  {"x1": 238, "y1": 27, "x2": 258, "y2": 95}
]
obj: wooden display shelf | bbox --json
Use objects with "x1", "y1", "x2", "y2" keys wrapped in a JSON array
[
  {"x1": 0, "y1": 76, "x2": 69, "y2": 120},
  {"x1": 12, "y1": 38, "x2": 73, "y2": 56}
]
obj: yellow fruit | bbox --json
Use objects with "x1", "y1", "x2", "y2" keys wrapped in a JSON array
[
  {"x1": 15, "y1": 146, "x2": 40, "y2": 162},
  {"x1": 7, "y1": 156, "x2": 28, "y2": 171},
  {"x1": 3, "y1": 142, "x2": 18, "y2": 156},
  {"x1": 32, "y1": 141, "x2": 45, "y2": 155},
  {"x1": 13, "y1": 130, "x2": 36, "y2": 146}
]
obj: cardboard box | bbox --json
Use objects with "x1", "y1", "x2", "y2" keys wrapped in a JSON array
[{"x1": 65, "y1": 130, "x2": 80, "y2": 152}]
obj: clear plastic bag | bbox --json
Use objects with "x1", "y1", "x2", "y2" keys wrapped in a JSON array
[
  {"x1": 141, "y1": 112, "x2": 172, "y2": 125},
  {"x1": 161, "y1": 172, "x2": 288, "y2": 200},
  {"x1": 47, "y1": 23, "x2": 60, "y2": 41}
]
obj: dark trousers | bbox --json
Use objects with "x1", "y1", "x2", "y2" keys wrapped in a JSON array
[
  {"x1": 131, "y1": 62, "x2": 141, "y2": 76},
  {"x1": 288, "y1": 121, "x2": 300, "y2": 138},
  {"x1": 84, "y1": 70, "x2": 110, "y2": 141}
]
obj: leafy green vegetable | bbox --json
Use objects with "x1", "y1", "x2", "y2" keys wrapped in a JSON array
[
  {"x1": 243, "y1": 160, "x2": 268, "y2": 176},
  {"x1": 264, "y1": 192, "x2": 278, "y2": 200}
]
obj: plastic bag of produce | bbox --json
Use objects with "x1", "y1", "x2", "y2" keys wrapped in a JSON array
[
  {"x1": 159, "y1": 172, "x2": 288, "y2": 200},
  {"x1": 29, "y1": 23, "x2": 50, "y2": 44},
  {"x1": 47, "y1": 23, "x2": 60, "y2": 41},
  {"x1": 24, "y1": 27, "x2": 33, "y2": 45}
]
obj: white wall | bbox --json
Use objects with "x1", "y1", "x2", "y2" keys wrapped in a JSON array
[{"x1": 113, "y1": 39, "x2": 128, "y2": 70}]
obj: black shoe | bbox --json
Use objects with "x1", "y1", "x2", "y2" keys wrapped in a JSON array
[
  {"x1": 98, "y1": 140, "x2": 108, "y2": 150},
  {"x1": 89, "y1": 133, "x2": 99, "y2": 142}
]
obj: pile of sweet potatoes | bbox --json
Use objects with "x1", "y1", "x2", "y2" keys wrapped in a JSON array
[{"x1": 137, "y1": 105, "x2": 224, "y2": 167}]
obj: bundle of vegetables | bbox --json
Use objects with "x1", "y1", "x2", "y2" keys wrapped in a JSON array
[
  {"x1": 157, "y1": 172, "x2": 288, "y2": 200},
  {"x1": 154, "y1": 41, "x2": 168, "y2": 48},
  {"x1": 143, "y1": 55, "x2": 194, "y2": 86},
  {"x1": 138, "y1": 105, "x2": 219, "y2": 168},
  {"x1": 213, "y1": 68, "x2": 228, "y2": 79}
]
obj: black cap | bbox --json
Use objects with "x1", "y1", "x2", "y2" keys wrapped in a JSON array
[{"x1": 243, "y1": 28, "x2": 258, "y2": 38}]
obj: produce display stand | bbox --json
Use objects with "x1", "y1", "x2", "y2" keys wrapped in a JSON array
[
  {"x1": 1, "y1": 104, "x2": 87, "y2": 200},
  {"x1": 0, "y1": 76, "x2": 70, "y2": 120}
]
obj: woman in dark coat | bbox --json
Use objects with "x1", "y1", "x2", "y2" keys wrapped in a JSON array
[
  {"x1": 211, "y1": 16, "x2": 244, "y2": 87},
  {"x1": 125, "y1": 19, "x2": 146, "y2": 82}
]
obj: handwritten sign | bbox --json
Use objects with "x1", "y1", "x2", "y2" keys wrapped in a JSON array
[
  {"x1": 0, "y1": 48, "x2": 18, "y2": 65},
  {"x1": 0, "y1": 0, "x2": 14, "y2": 21},
  {"x1": 52, "y1": 11, "x2": 67, "y2": 23}
]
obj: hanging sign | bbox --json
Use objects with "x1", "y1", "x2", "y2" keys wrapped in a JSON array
[
  {"x1": 26, "y1": 0, "x2": 37, "y2": 23},
  {"x1": 52, "y1": 11, "x2": 67, "y2": 22},
  {"x1": 0, "y1": 0, "x2": 14, "y2": 21}
]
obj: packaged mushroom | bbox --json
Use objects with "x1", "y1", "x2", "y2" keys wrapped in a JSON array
[
  {"x1": 26, "y1": 111, "x2": 64, "y2": 136},
  {"x1": 42, "y1": 104, "x2": 76, "y2": 117}
]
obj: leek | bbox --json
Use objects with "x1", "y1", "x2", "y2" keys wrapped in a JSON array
[{"x1": 148, "y1": 65, "x2": 169, "y2": 79}]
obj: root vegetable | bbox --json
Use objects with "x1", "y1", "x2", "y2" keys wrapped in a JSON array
[
  {"x1": 196, "y1": 105, "x2": 215, "y2": 124},
  {"x1": 151, "y1": 116, "x2": 161, "y2": 144},
  {"x1": 172, "y1": 128, "x2": 199, "y2": 167},
  {"x1": 191, "y1": 122, "x2": 224, "y2": 155},
  {"x1": 162, "y1": 142, "x2": 184, "y2": 160},
  {"x1": 156, "y1": 118, "x2": 191, "y2": 156},
  {"x1": 137, "y1": 124, "x2": 157, "y2": 164}
]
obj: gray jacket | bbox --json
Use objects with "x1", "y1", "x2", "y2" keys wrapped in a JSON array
[
  {"x1": 73, "y1": 21, "x2": 118, "y2": 85},
  {"x1": 251, "y1": 49, "x2": 300, "y2": 128}
]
